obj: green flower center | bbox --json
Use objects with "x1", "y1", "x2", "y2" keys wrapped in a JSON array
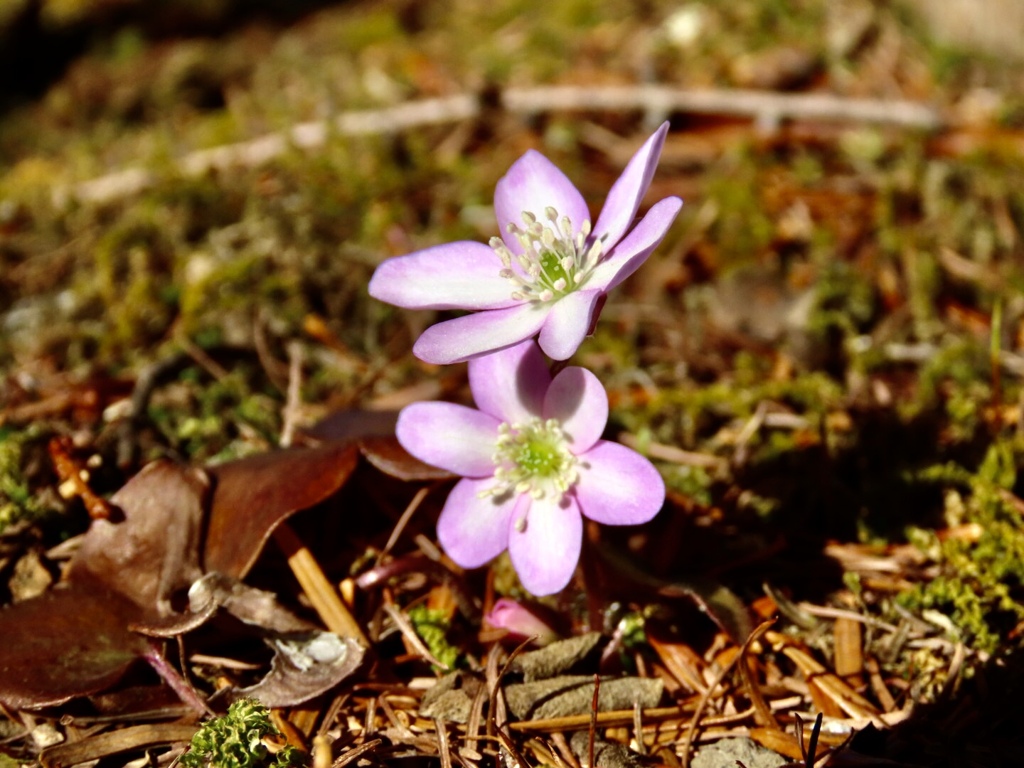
[
  {"x1": 482, "y1": 417, "x2": 579, "y2": 502},
  {"x1": 514, "y1": 432, "x2": 564, "y2": 475},
  {"x1": 489, "y1": 208, "x2": 603, "y2": 304}
]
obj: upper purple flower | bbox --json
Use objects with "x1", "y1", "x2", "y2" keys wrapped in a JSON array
[
  {"x1": 369, "y1": 123, "x2": 682, "y2": 364},
  {"x1": 396, "y1": 339, "x2": 665, "y2": 596}
]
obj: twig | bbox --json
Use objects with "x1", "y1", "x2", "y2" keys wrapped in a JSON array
[
  {"x1": 56, "y1": 86, "x2": 942, "y2": 206},
  {"x1": 141, "y1": 640, "x2": 211, "y2": 717},
  {"x1": 435, "y1": 719, "x2": 453, "y2": 768},
  {"x1": 279, "y1": 340, "x2": 304, "y2": 449},
  {"x1": 49, "y1": 436, "x2": 113, "y2": 520},
  {"x1": 332, "y1": 738, "x2": 383, "y2": 768},
  {"x1": 39, "y1": 723, "x2": 200, "y2": 768},
  {"x1": 681, "y1": 617, "x2": 776, "y2": 768},
  {"x1": 273, "y1": 523, "x2": 369, "y2": 646},
  {"x1": 617, "y1": 432, "x2": 728, "y2": 473},
  {"x1": 502, "y1": 84, "x2": 942, "y2": 129},
  {"x1": 507, "y1": 705, "x2": 755, "y2": 733},
  {"x1": 587, "y1": 674, "x2": 599, "y2": 768}
]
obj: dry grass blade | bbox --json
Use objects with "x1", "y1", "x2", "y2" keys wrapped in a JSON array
[
  {"x1": 832, "y1": 617, "x2": 864, "y2": 679},
  {"x1": 633, "y1": 702, "x2": 645, "y2": 757},
  {"x1": 681, "y1": 617, "x2": 776, "y2": 768},
  {"x1": 737, "y1": 630, "x2": 779, "y2": 730},
  {"x1": 648, "y1": 634, "x2": 710, "y2": 694},
  {"x1": 765, "y1": 631, "x2": 880, "y2": 721},
  {"x1": 332, "y1": 738, "x2": 383, "y2": 768},
  {"x1": 587, "y1": 674, "x2": 599, "y2": 768},
  {"x1": 435, "y1": 719, "x2": 453, "y2": 768},
  {"x1": 381, "y1": 485, "x2": 433, "y2": 558},
  {"x1": 507, "y1": 704, "x2": 752, "y2": 734},
  {"x1": 274, "y1": 523, "x2": 368, "y2": 645},
  {"x1": 39, "y1": 723, "x2": 199, "y2": 768}
]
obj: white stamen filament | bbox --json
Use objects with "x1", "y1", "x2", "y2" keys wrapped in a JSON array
[
  {"x1": 479, "y1": 417, "x2": 579, "y2": 502},
  {"x1": 491, "y1": 209, "x2": 602, "y2": 304}
]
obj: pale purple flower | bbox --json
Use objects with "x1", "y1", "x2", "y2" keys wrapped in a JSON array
[
  {"x1": 395, "y1": 339, "x2": 665, "y2": 596},
  {"x1": 485, "y1": 598, "x2": 560, "y2": 646},
  {"x1": 369, "y1": 123, "x2": 682, "y2": 364}
]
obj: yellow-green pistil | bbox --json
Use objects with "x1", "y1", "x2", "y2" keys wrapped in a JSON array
[
  {"x1": 482, "y1": 417, "x2": 579, "y2": 509},
  {"x1": 490, "y1": 208, "x2": 603, "y2": 304}
]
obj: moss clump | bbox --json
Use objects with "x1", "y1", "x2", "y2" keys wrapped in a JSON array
[
  {"x1": 900, "y1": 442, "x2": 1024, "y2": 654},
  {"x1": 146, "y1": 365, "x2": 280, "y2": 464},
  {"x1": 407, "y1": 603, "x2": 460, "y2": 670},
  {"x1": 180, "y1": 699, "x2": 303, "y2": 768},
  {"x1": 0, "y1": 427, "x2": 48, "y2": 533}
]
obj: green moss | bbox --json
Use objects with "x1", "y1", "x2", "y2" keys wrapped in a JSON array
[
  {"x1": 806, "y1": 259, "x2": 876, "y2": 341},
  {"x1": 915, "y1": 339, "x2": 990, "y2": 415},
  {"x1": 900, "y1": 441, "x2": 1024, "y2": 653},
  {"x1": 407, "y1": 603, "x2": 460, "y2": 670},
  {"x1": 0, "y1": 426, "x2": 49, "y2": 533},
  {"x1": 146, "y1": 365, "x2": 279, "y2": 463},
  {"x1": 703, "y1": 150, "x2": 777, "y2": 265},
  {"x1": 181, "y1": 699, "x2": 303, "y2": 768},
  {"x1": 661, "y1": 464, "x2": 714, "y2": 506}
]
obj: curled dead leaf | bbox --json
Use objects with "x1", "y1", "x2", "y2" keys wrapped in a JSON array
[
  {"x1": 0, "y1": 586, "x2": 151, "y2": 709},
  {"x1": 204, "y1": 441, "x2": 360, "y2": 578}
]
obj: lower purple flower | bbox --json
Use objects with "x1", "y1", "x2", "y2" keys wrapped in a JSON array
[{"x1": 396, "y1": 339, "x2": 665, "y2": 596}]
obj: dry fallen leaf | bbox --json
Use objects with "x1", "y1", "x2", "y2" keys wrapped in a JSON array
[
  {"x1": 0, "y1": 442, "x2": 366, "y2": 710},
  {"x1": 68, "y1": 460, "x2": 208, "y2": 616},
  {"x1": 204, "y1": 440, "x2": 360, "y2": 578},
  {"x1": 0, "y1": 586, "x2": 151, "y2": 709}
]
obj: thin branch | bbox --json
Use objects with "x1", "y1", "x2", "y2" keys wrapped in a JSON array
[
  {"x1": 56, "y1": 85, "x2": 942, "y2": 206},
  {"x1": 274, "y1": 523, "x2": 370, "y2": 646},
  {"x1": 504, "y1": 84, "x2": 942, "y2": 129}
]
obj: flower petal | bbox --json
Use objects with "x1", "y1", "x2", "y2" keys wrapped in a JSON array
[
  {"x1": 368, "y1": 241, "x2": 518, "y2": 310},
  {"x1": 537, "y1": 289, "x2": 603, "y2": 361},
  {"x1": 437, "y1": 478, "x2": 515, "y2": 569},
  {"x1": 485, "y1": 598, "x2": 560, "y2": 646},
  {"x1": 588, "y1": 196, "x2": 683, "y2": 292},
  {"x1": 495, "y1": 150, "x2": 590, "y2": 255},
  {"x1": 412, "y1": 303, "x2": 549, "y2": 364},
  {"x1": 544, "y1": 366, "x2": 608, "y2": 453},
  {"x1": 396, "y1": 402, "x2": 498, "y2": 477},
  {"x1": 591, "y1": 122, "x2": 670, "y2": 249},
  {"x1": 469, "y1": 339, "x2": 550, "y2": 423},
  {"x1": 507, "y1": 494, "x2": 582, "y2": 596},
  {"x1": 574, "y1": 441, "x2": 665, "y2": 525}
]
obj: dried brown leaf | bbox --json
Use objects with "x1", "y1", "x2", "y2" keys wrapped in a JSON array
[
  {"x1": 357, "y1": 435, "x2": 453, "y2": 481},
  {"x1": 68, "y1": 460, "x2": 208, "y2": 616},
  {"x1": 133, "y1": 572, "x2": 316, "y2": 638},
  {"x1": 236, "y1": 632, "x2": 365, "y2": 708},
  {"x1": 40, "y1": 723, "x2": 199, "y2": 768},
  {"x1": 204, "y1": 441, "x2": 360, "y2": 578},
  {"x1": 0, "y1": 585, "x2": 151, "y2": 709}
]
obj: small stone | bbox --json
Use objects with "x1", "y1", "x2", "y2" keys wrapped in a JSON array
[{"x1": 691, "y1": 738, "x2": 788, "y2": 768}]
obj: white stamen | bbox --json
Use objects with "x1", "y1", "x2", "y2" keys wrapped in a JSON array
[
  {"x1": 488, "y1": 207, "x2": 599, "y2": 306},
  {"x1": 478, "y1": 416, "x2": 579, "y2": 502}
]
